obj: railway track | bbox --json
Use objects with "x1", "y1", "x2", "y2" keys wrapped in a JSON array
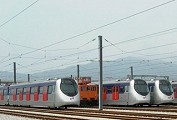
[
  {"x1": 0, "y1": 106, "x2": 177, "y2": 120},
  {"x1": 101, "y1": 105, "x2": 177, "y2": 112}
]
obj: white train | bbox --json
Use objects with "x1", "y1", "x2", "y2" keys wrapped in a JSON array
[
  {"x1": 102, "y1": 79, "x2": 150, "y2": 106},
  {"x1": 147, "y1": 79, "x2": 173, "y2": 105},
  {"x1": 0, "y1": 78, "x2": 80, "y2": 108}
]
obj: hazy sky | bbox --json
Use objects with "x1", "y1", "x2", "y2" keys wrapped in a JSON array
[{"x1": 0, "y1": 0, "x2": 177, "y2": 76}]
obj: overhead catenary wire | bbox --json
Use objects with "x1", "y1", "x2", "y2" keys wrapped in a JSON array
[
  {"x1": 18, "y1": 27, "x2": 177, "y2": 67},
  {"x1": 6, "y1": 27, "x2": 176, "y2": 67},
  {"x1": 2, "y1": 0, "x2": 175, "y2": 62},
  {"x1": 104, "y1": 42, "x2": 177, "y2": 58},
  {"x1": 5, "y1": 33, "x2": 177, "y2": 74},
  {"x1": 103, "y1": 27, "x2": 177, "y2": 49},
  {"x1": 0, "y1": 0, "x2": 40, "y2": 29}
]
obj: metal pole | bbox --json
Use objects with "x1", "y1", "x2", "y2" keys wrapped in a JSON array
[
  {"x1": 131, "y1": 66, "x2": 133, "y2": 80},
  {"x1": 28, "y1": 74, "x2": 30, "y2": 82},
  {"x1": 77, "y1": 64, "x2": 80, "y2": 82},
  {"x1": 13, "y1": 62, "x2": 16, "y2": 84},
  {"x1": 98, "y1": 36, "x2": 103, "y2": 111},
  {"x1": 0, "y1": 79, "x2": 1, "y2": 85}
]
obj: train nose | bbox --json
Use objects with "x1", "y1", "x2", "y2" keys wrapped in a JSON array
[{"x1": 143, "y1": 96, "x2": 146, "y2": 99}]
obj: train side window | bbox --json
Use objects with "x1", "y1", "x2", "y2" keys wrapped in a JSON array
[
  {"x1": 4, "y1": 89, "x2": 8, "y2": 95},
  {"x1": 119, "y1": 86, "x2": 125, "y2": 93},
  {"x1": 17, "y1": 88, "x2": 21, "y2": 95},
  {"x1": 48, "y1": 85, "x2": 53, "y2": 94},
  {"x1": 107, "y1": 88, "x2": 112, "y2": 94},
  {"x1": 91, "y1": 87, "x2": 96, "y2": 91},
  {"x1": 81, "y1": 86, "x2": 84, "y2": 91},
  {"x1": 150, "y1": 86, "x2": 154, "y2": 92},
  {"x1": 9, "y1": 89, "x2": 13, "y2": 95},
  {"x1": 30, "y1": 87, "x2": 35, "y2": 94},
  {"x1": 87, "y1": 86, "x2": 90, "y2": 91},
  {"x1": 125, "y1": 86, "x2": 129, "y2": 92},
  {"x1": 91, "y1": 87, "x2": 93, "y2": 91},
  {"x1": 53, "y1": 85, "x2": 55, "y2": 92},
  {"x1": 0, "y1": 89, "x2": 4, "y2": 95},
  {"x1": 27, "y1": 87, "x2": 30, "y2": 93},
  {"x1": 23, "y1": 88, "x2": 27, "y2": 94},
  {"x1": 11, "y1": 89, "x2": 16, "y2": 95},
  {"x1": 38, "y1": 86, "x2": 43, "y2": 94}
]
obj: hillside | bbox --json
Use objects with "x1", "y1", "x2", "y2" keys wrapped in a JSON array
[{"x1": 1, "y1": 57, "x2": 177, "y2": 82}]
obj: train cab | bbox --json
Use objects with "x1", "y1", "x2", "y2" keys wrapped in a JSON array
[{"x1": 148, "y1": 79, "x2": 173, "y2": 105}]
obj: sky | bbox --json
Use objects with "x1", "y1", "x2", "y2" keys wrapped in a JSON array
[{"x1": 0, "y1": 0, "x2": 177, "y2": 79}]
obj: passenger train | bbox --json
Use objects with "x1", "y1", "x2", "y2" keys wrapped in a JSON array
[
  {"x1": 102, "y1": 79, "x2": 150, "y2": 106},
  {"x1": 78, "y1": 77, "x2": 174, "y2": 106},
  {"x1": 147, "y1": 79, "x2": 173, "y2": 105},
  {"x1": 0, "y1": 78, "x2": 80, "y2": 108}
]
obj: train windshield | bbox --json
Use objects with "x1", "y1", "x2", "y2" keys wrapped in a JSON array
[
  {"x1": 159, "y1": 80, "x2": 173, "y2": 96},
  {"x1": 60, "y1": 78, "x2": 78, "y2": 97},
  {"x1": 134, "y1": 79, "x2": 149, "y2": 96}
]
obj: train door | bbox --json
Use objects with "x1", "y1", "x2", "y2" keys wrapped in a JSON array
[
  {"x1": 125, "y1": 86, "x2": 129, "y2": 105},
  {"x1": 12, "y1": 88, "x2": 17, "y2": 104},
  {"x1": 38, "y1": 86, "x2": 43, "y2": 106},
  {"x1": 0, "y1": 89, "x2": 4, "y2": 101},
  {"x1": 48, "y1": 85, "x2": 55, "y2": 107},
  {"x1": 118, "y1": 86, "x2": 126, "y2": 105},
  {"x1": 102, "y1": 87, "x2": 107, "y2": 101},
  {"x1": 43, "y1": 86, "x2": 48, "y2": 102},
  {"x1": 149, "y1": 86, "x2": 154, "y2": 104},
  {"x1": 174, "y1": 87, "x2": 177, "y2": 98},
  {"x1": 23, "y1": 87, "x2": 31, "y2": 106},
  {"x1": 30, "y1": 87, "x2": 35, "y2": 106},
  {"x1": 173, "y1": 87, "x2": 177, "y2": 103},
  {"x1": 9, "y1": 88, "x2": 13, "y2": 104},
  {"x1": 16, "y1": 88, "x2": 21, "y2": 105},
  {"x1": 19, "y1": 88, "x2": 23, "y2": 102},
  {"x1": 34, "y1": 86, "x2": 39, "y2": 102},
  {"x1": 26, "y1": 87, "x2": 30, "y2": 102},
  {"x1": 112, "y1": 86, "x2": 119, "y2": 100},
  {"x1": 4, "y1": 88, "x2": 9, "y2": 105}
]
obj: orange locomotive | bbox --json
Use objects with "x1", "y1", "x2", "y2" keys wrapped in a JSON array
[{"x1": 78, "y1": 77, "x2": 98, "y2": 106}]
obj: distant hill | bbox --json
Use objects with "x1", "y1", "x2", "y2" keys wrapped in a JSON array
[{"x1": 1, "y1": 56, "x2": 177, "y2": 83}]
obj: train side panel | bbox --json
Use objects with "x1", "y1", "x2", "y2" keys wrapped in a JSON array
[{"x1": 103, "y1": 82, "x2": 129, "y2": 105}]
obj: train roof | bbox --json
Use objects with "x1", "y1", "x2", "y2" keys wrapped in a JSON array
[
  {"x1": 9, "y1": 77, "x2": 76, "y2": 87},
  {"x1": 9, "y1": 80, "x2": 57, "y2": 88},
  {"x1": 146, "y1": 79, "x2": 170, "y2": 83},
  {"x1": 86, "y1": 83, "x2": 98, "y2": 86}
]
